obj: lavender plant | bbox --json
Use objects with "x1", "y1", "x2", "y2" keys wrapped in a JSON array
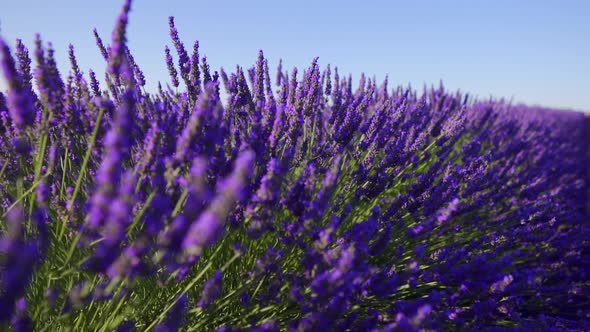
[{"x1": 0, "y1": 1, "x2": 589, "y2": 331}]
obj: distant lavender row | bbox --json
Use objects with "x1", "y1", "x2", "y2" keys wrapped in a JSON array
[{"x1": 0, "y1": 0, "x2": 589, "y2": 331}]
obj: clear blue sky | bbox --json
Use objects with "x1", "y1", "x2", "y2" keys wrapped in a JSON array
[{"x1": 1, "y1": 0, "x2": 589, "y2": 111}]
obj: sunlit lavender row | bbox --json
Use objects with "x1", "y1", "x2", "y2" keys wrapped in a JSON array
[{"x1": 0, "y1": 1, "x2": 588, "y2": 331}]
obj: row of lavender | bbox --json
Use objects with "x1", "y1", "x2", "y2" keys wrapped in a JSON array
[{"x1": 1, "y1": 1, "x2": 589, "y2": 331}]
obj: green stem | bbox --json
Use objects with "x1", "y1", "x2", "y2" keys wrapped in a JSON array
[
  {"x1": 1, "y1": 177, "x2": 46, "y2": 218},
  {"x1": 69, "y1": 107, "x2": 105, "y2": 213},
  {"x1": 29, "y1": 130, "x2": 48, "y2": 215},
  {"x1": 142, "y1": 243, "x2": 225, "y2": 332}
]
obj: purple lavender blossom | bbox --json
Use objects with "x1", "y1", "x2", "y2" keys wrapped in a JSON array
[
  {"x1": 197, "y1": 271, "x2": 223, "y2": 309},
  {"x1": 0, "y1": 38, "x2": 36, "y2": 129},
  {"x1": 168, "y1": 17, "x2": 190, "y2": 83},
  {"x1": 153, "y1": 294, "x2": 188, "y2": 331},
  {"x1": 10, "y1": 298, "x2": 33, "y2": 332},
  {"x1": 107, "y1": 0, "x2": 132, "y2": 79},
  {"x1": 0, "y1": 206, "x2": 44, "y2": 322},
  {"x1": 84, "y1": 85, "x2": 134, "y2": 235},
  {"x1": 165, "y1": 46, "x2": 180, "y2": 88},
  {"x1": 182, "y1": 150, "x2": 255, "y2": 257}
]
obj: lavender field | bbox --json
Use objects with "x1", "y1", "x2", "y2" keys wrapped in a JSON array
[{"x1": 1, "y1": 1, "x2": 589, "y2": 331}]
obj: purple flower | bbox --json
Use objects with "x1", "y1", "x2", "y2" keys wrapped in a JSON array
[
  {"x1": 93, "y1": 28, "x2": 109, "y2": 60},
  {"x1": 173, "y1": 83, "x2": 220, "y2": 164},
  {"x1": 0, "y1": 206, "x2": 43, "y2": 322},
  {"x1": 154, "y1": 294, "x2": 188, "y2": 332},
  {"x1": 165, "y1": 46, "x2": 179, "y2": 88},
  {"x1": 0, "y1": 38, "x2": 36, "y2": 129},
  {"x1": 189, "y1": 40, "x2": 201, "y2": 97},
  {"x1": 197, "y1": 271, "x2": 223, "y2": 309},
  {"x1": 10, "y1": 298, "x2": 32, "y2": 332},
  {"x1": 436, "y1": 197, "x2": 460, "y2": 225},
  {"x1": 87, "y1": 86, "x2": 134, "y2": 200},
  {"x1": 14, "y1": 39, "x2": 33, "y2": 92},
  {"x1": 116, "y1": 321, "x2": 136, "y2": 332},
  {"x1": 183, "y1": 150, "x2": 255, "y2": 257},
  {"x1": 168, "y1": 17, "x2": 190, "y2": 83},
  {"x1": 107, "y1": 0, "x2": 132, "y2": 80}
]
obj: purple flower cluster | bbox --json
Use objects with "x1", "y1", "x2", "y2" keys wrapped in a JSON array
[{"x1": 0, "y1": 1, "x2": 588, "y2": 330}]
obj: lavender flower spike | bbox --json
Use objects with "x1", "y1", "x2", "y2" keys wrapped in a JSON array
[
  {"x1": 198, "y1": 271, "x2": 223, "y2": 309},
  {"x1": 0, "y1": 206, "x2": 41, "y2": 322},
  {"x1": 165, "y1": 46, "x2": 179, "y2": 88},
  {"x1": 182, "y1": 150, "x2": 255, "y2": 257},
  {"x1": 0, "y1": 38, "x2": 35, "y2": 129},
  {"x1": 108, "y1": 0, "x2": 132, "y2": 78}
]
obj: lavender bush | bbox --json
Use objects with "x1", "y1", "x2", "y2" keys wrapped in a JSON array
[{"x1": 1, "y1": 1, "x2": 589, "y2": 331}]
